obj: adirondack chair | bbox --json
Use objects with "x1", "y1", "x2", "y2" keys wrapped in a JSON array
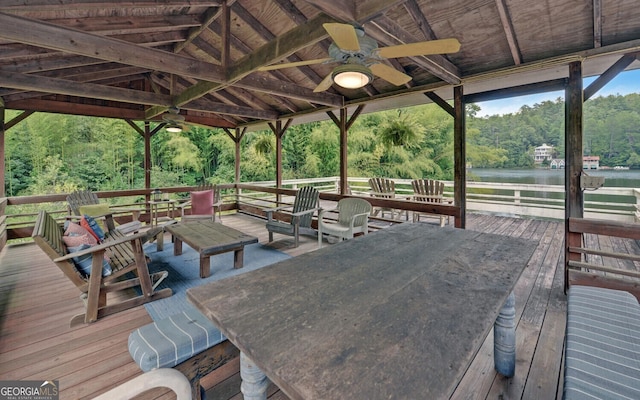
[
  {"x1": 411, "y1": 179, "x2": 449, "y2": 227},
  {"x1": 32, "y1": 210, "x2": 172, "y2": 326},
  {"x1": 368, "y1": 177, "x2": 396, "y2": 219},
  {"x1": 265, "y1": 186, "x2": 320, "y2": 247},
  {"x1": 318, "y1": 198, "x2": 372, "y2": 248},
  {"x1": 179, "y1": 184, "x2": 223, "y2": 223},
  {"x1": 67, "y1": 189, "x2": 142, "y2": 234}
]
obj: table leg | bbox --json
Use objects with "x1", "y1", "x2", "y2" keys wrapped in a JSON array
[
  {"x1": 240, "y1": 352, "x2": 268, "y2": 400},
  {"x1": 173, "y1": 236, "x2": 183, "y2": 256},
  {"x1": 494, "y1": 291, "x2": 516, "y2": 377},
  {"x1": 200, "y1": 255, "x2": 210, "y2": 278},
  {"x1": 156, "y1": 231, "x2": 164, "y2": 252},
  {"x1": 234, "y1": 248, "x2": 244, "y2": 269}
]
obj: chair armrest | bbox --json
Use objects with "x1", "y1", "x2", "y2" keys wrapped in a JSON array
[
  {"x1": 54, "y1": 230, "x2": 151, "y2": 262},
  {"x1": 348, "y1": 212, "x2": 370, "y2": 228},
  {"x1": 291, "y1": 207, "x2": 321, "y2": 218},
  {"x1": 264, "y1": 205, "x2": 294, "y2": 221},
  {"x1": 318, "y1": 207, "x2": 338, "y2": 220}
]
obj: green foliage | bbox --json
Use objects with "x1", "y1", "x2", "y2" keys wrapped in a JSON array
[{"x1": 4, "y1": 92, "x2": 640, "y2": 196}]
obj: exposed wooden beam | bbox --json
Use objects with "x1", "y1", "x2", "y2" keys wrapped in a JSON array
[
  {"x1": 424, "y1": 92, "x2": 454, "y2": 117},
  {"x1": 0, "y1": 1, "x2": 222, "y2": 11},
  {"x1": 235, "y1": 75, "x2": 343, "y2": 108},
  {"x1": 183, "y1": 98, "x2": 279, "y2": 120},
  {"x1": 4, "y1": 110, "x2": 34, "y2": 130},
  {"x1": 584, "y1": 52, "x2": 638, "y2": 101},
  {"x1": 495, "y1": 0, "x2": 522, "y2": 65},
  {"x1": 174, "y1": 5, "x2": 229, "y2": 54},
  {"x1": 301, "y1": 0, "x2": 356, "y2": 22},
  {"x1": 227, "y1": 13, "x2": 337, "y2": 81},
  {"x1": 5, "y1": 99, "x2": 146, "y2": 120},
  {"x1": 463, "y1": 79, "x2": 568, "y2": 103},
  {"x1": 356, "y1": 0, "x2": 408, "y2": 22},
  {"x1": 0, "y1": 71, "x2": 173, "y2": 106},
  {"x1": 232, "y1": 2, "x2": 326, "y2": 87},
  {"x1": 0, "y1": 12, "x2": 225, "y2": 82},
  {"x1": 593, "y1": 0, "x2": 602, "y2": 48},
  {"x1": 403, "y1": 0, "x2": 437, "y2": 40}
]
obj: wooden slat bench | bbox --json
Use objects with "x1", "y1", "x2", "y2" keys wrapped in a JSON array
[
  {"x1": 128, "y1": 309, "x2": 239, "y2": 400},
  {"x1": 564, "y1": 285, "x2": 640, "y2": 399},
  {"x1": 32, "y1": 210, "x2": 172, "y2": 326}
]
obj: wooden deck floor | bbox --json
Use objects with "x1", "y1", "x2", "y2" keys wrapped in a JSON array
[{"x1": 1, "y1": 212, "x2": 622, "y2": 399}]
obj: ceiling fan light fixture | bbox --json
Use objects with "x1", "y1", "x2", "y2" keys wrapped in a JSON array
[
  {"x1": 331, "y1": 64, "x2": 373, "y2": 89},
  {"x1": 165, "y1": 123, "x2": 182, "y2": 133}
]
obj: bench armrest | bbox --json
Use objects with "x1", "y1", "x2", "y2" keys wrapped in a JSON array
[{"x1": 54, "y1": 230, "x2": 153, "y2": 262}]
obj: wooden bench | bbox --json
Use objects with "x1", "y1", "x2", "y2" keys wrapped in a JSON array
[
  {"x1": 128, "y1": 310, "x2": 239, "y2": 400},
  {"x1": 32, "y1": 210, "x2": 172, "y2": 326},
  {"x1": 564, "y1": 285, "x2": 640, "y2": 399}
]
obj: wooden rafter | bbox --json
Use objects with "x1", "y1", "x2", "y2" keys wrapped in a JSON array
[
  {"x1": 495, "y1": 0, "x2": 522, "y2": 65},
  {"x1": 0, "y1": 12, "x2": 225, "y2": 83},
  {"x1": 593, "y1": 0, "x2": 602, "y2": 48}
]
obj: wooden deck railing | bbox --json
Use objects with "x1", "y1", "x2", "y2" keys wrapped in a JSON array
[{"x1": 567, "y1": 217, "x2": 640, "y2": 300}]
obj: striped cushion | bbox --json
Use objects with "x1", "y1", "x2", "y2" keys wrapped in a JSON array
[
  {"x1": 128, "y1": 309, "x2": 226, "y2": 372},
  {"x1": 564, "y1": 285, "x2": 640, "y2": 400}
]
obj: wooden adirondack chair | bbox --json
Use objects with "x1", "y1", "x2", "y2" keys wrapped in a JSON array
[
  {"x1": 265, "y1": 186, "x2": 320, "y2": 247},
  {"x1": 67, "y1": 189, "x2": 142, "y2": 234},
  {"x1": 368, "y1": 177, "x2": 396, "y2": 219},
  {"x1": 179, "y1": 184, "x2": 223, "y2": 223},
  {"x1": 318, "y1": 198, "x2": 372, "y2": 248},
  {"x1": 32, "y1": 210, "x2": 172, "y2": 326},
  {"x1": 411, "y1": 179, "x2": 449, "y2": 227}
]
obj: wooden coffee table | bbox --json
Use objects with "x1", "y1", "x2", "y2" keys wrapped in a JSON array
[{"x1": 164, "y1": 221, "x2": 258, "y2": 278}]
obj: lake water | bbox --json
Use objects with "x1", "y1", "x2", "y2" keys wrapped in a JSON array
[{"x1": 468, "y1": 168, "x2": 640, "y2": 188}]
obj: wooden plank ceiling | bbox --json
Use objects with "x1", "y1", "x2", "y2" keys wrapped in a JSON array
[{"x1": 0, "y1": 0, "x2": 639, "y2": 130}]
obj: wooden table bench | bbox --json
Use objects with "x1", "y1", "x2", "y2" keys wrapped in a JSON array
[{"x1": 165, "y1": 221, "x2": 258, "y2": 278}]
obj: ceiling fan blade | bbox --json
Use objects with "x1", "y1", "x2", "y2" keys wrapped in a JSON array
[
  {"x1": 370, "y1": 63, "x2": 412, "y2": 86},
  {"x1": 377, "y1": 38, "x2": 461, "y2": 58},
  {"x1": 323, "y1": 23, "x2": 360, "y2": 51},
  {"x1": 258, "y1": 58, "x2": 333, "y2": 71},
  {"x1": 313, "y1": 74, "x2": 334, "y2": 93}
]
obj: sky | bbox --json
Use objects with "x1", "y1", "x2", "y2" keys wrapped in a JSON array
[{"x1": 475, "y1": 69, "x2": 640, "y2": 117}]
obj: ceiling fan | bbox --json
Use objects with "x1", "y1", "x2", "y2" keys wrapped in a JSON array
[
  {"x1": 259, "y1": 23, "x2": 460, "y2": 92},
  {"x1": 161, "y1": 106, "x2": 187, "y2": 133}
]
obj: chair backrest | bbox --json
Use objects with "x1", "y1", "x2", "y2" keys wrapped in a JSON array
[
  {"x1": 292, "y1": 186, "x2": 320, "y2": 228},
  {"x1": 412, "y1": 179, "x2": 444, "y2": 203},
  {"x1": 368, "y1": 178, "x2": 395, "y2": 199},
  {"x1": 337, "y1": 198, "x2": 372, "y2": 226},
  {"x1": 67, "y1": 189, "x2": 100, "y2": 215},
  {"x1": 32, "y1": 210, "x2": 87, "y2": 288},
  {"x1": 190, "y1": 189, "x2": 214, "y2": 215}
]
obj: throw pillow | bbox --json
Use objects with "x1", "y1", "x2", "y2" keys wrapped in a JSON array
[
  {"x1": 67, "y1": 244, "x2": 113, "y2": 277},
  {"x1": 81, "y1": 215, "x2": 105, "y2": 242},
  {"x1": 63, "y1": 222, "x2": 98, "y2": 246},
  {"x1": 191, "y1": 190, "x2": 214, "y2": 215}
]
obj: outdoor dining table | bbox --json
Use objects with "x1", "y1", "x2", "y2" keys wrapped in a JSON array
[{"x1": 187, "y1": 222, "x2": 538, "y2": 399}]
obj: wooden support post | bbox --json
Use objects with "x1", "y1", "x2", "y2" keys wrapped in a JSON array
[
  {"x1": 454, "y1": 86, "x2": 466, "y2": 228},
  {"x1": 0, "y1": 105, "x2": 4, "y2": 198},
  {"x1": 327, "y1": 106, "x2": 364, "y2": 195},
  {"x1": 565, "y1": 61, "x2": 584, "y2": 292}
]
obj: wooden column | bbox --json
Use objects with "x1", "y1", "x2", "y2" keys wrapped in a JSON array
[
  {"x1": 0, "y1": 104, "x2": 4, "y2": 197},
  {"x1": 339, "y1": 108, "x2": 348, "y2": 195},
  {"x1": 144, "y1": 121, "x2": 151, "y2": 191},
  {"x1": 223, "y1": 127, "x2": 247, "y2": 184},
  {"x1": 565, "y1": 61, "x2": 584, "y2": 291},
  {"x1": 327, "y1": 105, "x2": 364, "y2": 195},
  {"x1": 453, "y1": 86, "x2": 466, "y2": 229}
]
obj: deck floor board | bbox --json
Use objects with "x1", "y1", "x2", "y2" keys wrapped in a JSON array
[{"x1": 0, "y1": 212, "x2": 627, "y2": 399}]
